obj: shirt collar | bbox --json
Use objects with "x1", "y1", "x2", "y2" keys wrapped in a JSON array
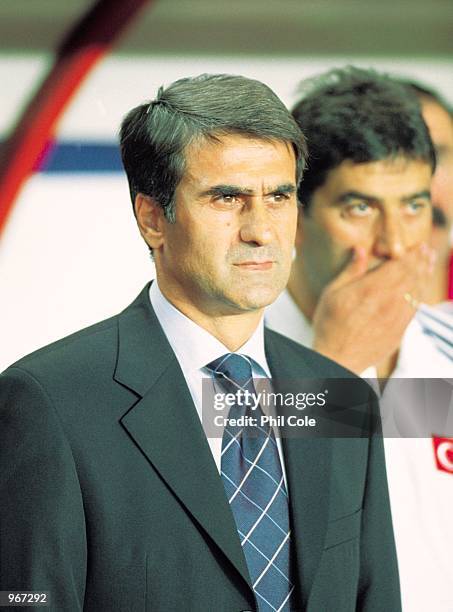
[
  {"x1": 265, "y1": 289, "x2": 314, "y2": 347},
  {"x1": 149, "y1": 280, "x2": 271, "y2": 377}
]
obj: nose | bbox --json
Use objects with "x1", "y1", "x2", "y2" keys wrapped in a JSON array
[
  {"x1": 372, "y1": 214, "x2": 405, "y2": 259},
  {"x1": 239, "y1": 201, "x2": 274, "y2": 246}
]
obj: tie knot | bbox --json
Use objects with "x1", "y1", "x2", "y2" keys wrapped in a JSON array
[{"x1": 206, "y1": 353, "x2": 253, "y2": 388}]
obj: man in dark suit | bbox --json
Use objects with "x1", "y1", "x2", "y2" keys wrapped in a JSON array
[{"x1": 0, "y1": 74, "x2": 400, "y2": 611}]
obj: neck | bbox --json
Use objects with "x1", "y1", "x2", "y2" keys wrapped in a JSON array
[
  {"x1": 376, "y1": 351, "x2": 399, "y2": 379},
  {"x1": 156, "y1": 280, "x2": 263, "y2": 352}
]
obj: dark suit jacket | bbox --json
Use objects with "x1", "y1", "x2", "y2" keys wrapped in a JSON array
[{"x1": 0, "y1": 285, "x2": 400, "y2": 612}]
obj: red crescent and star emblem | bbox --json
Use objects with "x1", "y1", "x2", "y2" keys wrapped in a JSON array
[{"x1": 432, "y1": 436, "x2": 453, "y2": 474}]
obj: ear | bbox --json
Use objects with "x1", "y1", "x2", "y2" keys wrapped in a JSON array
[{"x1": 134, "y1": 193, "x2": 165, "y2": 251}]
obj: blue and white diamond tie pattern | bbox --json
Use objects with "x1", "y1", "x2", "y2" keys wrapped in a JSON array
[{"x1": 206, "y1": 353, "x2": 295, "y2": 612}]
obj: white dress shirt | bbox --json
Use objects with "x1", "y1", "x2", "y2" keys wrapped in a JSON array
[
  {"x1": 266, "y1": 290, "x2": 453, "y2": 612},
  {"x1": 149, "y1": 281, "x2": 287, "y2": 485}
]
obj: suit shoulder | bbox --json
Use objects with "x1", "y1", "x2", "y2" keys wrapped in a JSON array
[
  {"x1": 266, "y1": 327, "x2": 360, "y2": 379},
  {"x1": 4, "y1": 314, "x2": 119, "y2": 378},
  {"x1": 5, "y1": 284, "x2": 154, "y2": 379}
]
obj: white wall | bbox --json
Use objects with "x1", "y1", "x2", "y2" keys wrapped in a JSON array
[{"x1": 1, "y1": 54, "x2": 452, "y2": 369}]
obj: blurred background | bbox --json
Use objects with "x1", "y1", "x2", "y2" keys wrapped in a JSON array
[{"x1": 1, "y1": 0, "x2": 452, "y2": 369}]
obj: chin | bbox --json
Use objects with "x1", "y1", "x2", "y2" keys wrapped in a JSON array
[{"x1": 229, "y1": 286, "x2": 283, "y2": 312}]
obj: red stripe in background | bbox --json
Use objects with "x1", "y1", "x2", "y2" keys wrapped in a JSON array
[
  {"x1": 448, "y1": 250, "x2": 453, "y2": 300},
  {"x1": 0, "y1": 0, "x2": 152, "y2": 237}
]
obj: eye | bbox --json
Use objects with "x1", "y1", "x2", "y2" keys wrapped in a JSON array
[
  {"x1": 267, "y1": 192, "x2": 292, "y2": 206},
  {"x1": 346, "y1": 202, "x2": 373, "y2": 217},
  {"x1": 274, "y1": 193, "x2": 291, "y2": 202},
  {"x1": 404, "y1": 200, "x2": 428, "y2": 215},
  {"x1": 209, "y1": 193, "x2": 246, "y2": 212},
  {"x1": 215, "y1": 194, "x2": 239, "y2": 203},
  {"x1": 212, "y1": 193, "x2": 241, "y2": 208},
  {"x1": 273, "y1": 192, "x2": 290, "y2": 201}
]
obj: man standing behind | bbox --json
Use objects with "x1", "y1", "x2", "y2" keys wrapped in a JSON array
[
  {"x1": 266, "y1": 67, "x2": 452, "y2": 611},
  {"x1": 0, "y1": 74, "x2": 399, "y2": 611}
]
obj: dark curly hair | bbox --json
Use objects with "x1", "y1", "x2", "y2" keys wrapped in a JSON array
[{"x1": 292, "y1": 67, "x2": 436, "y2": 211}]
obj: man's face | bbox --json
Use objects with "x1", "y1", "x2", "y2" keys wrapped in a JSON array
[
  {"x1": 298, "y1": 157, "x2": 433, "y2": 298},
  {"x1": 421, "y1": 99, "x2": 453, "y2": 238},
  {"x1": 154, "y1": 134, "x2": 298, "y2": 315}
]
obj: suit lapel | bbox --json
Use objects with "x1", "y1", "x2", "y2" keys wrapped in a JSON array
[
  {"x1": 113, "y1": 285, "x2": 252, "y2": 591},
  {"x1": 265, "y1": 330, "x2": 332, "y2": 604}
]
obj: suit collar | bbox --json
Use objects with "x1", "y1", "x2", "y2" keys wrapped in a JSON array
[
  {"x1": 114, "y1": 287, "x2": 333, "y2": 605},
  {"x1": 114, "y1": 283, "x2": 173, "y2": 397},
  {"x1": 114, "y1": 284, "x2": 254, "y2": 597}
]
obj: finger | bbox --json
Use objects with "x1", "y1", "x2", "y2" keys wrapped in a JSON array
[
  {"x1": 406, "y1": 243, "x2": 434, "y2": 274},
  {"x1": 403, "y1": 244, "x2": 435, "y2": 299},
  {"x1": 384, "y1": 244, "x2": 434, "y2": 306},
  {"x1": 417, "y1": 242, "x2": 436, "y2": 276},
  {"x1": 373, "y1": 243, "x2": 433, "y2": 291},
  {"x1": 413, "y1": 249, "x2": 436, "y2": 303}
]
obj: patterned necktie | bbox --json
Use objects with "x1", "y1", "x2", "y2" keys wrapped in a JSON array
[{"x1": 206, "y1": 353, "x2": 295, "y2": 612}]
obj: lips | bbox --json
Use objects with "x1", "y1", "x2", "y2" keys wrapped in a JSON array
[{"x1": 234, "y1": 261, "x2": 274, "y2": 270}]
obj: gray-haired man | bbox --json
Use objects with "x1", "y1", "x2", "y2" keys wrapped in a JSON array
[{"x1": 1, "y1": 74, "x2": 400, "y2": 612}]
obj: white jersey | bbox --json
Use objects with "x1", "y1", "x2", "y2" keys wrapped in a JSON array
[{"x1": 266, "y1": 292, "x2": 453, "y2": 612}]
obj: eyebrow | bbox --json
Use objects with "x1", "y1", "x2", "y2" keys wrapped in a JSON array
[
  {"x1": 200, "y1": 183, "x2": 296, "y2": 198},
  {"x1": 336, "y1": 191, "x2": 375, "y2": 204},
  {"x1": 401, "y1": 190, "x2": 431, "y2": 202},
  {"x1": 336, "y1": 190, "x2": 431, "y2": 204}
]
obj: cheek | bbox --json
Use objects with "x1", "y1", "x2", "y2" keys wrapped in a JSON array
[
  {"x1": 410, "y1": 217, "x2": 432, "y2": 245},
  {"x1": 164, "y1": 223, "x2": 210, "y2": 273},
  {"x1": 301, "y1": 222, "x2": 343, "y2": 264},
  {"x1": 300, "y1": 226, "x2": 351, "y2": 284},
  {"x1": 272, "y1": 205, "x2": 297, "y2": 238},
  {"x1": 432, "y1": 169, "x2": 453, "y2": 215},
  {"x1": 184, "y1": 227, "x2": 232, "y2": 272},
  {"x1": 400, "y1": 207, "x2": 432, "y2": 245},
  {"x1": 279, "y1": 219, "x2": 298, "y2": 254},
  {"x1": 322, "y1": 217, "x2": 369, "y2": 250}
]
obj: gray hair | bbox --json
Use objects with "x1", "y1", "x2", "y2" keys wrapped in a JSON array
[{"x1": 120, "y1": 73, "x2": 307, "y2": 223}]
